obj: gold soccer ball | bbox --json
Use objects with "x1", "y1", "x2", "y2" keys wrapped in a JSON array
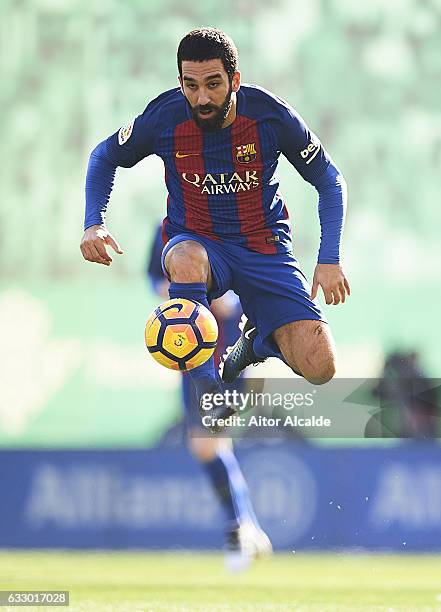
[{"x1": 145, "y1": 298, "x2": 218, "y2": 371}]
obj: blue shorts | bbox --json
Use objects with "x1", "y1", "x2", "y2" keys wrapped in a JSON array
[{"x1": 162, "y1": 233, "x2": 326, "y2": 343}]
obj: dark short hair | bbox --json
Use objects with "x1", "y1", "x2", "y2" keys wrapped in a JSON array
[{"x1": 177, "y1": 27, "x2": 238, "y2": 80}]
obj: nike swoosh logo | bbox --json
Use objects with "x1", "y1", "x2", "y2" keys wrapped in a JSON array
[
  {"x1": 155, "y1": 303, "x2": 183, "y2": 318},
  {"x1": 176, "y1": 152, "x2": 199, "y2": 158},
  {"x1": 244, "y1": 327, "x2": 256, "y2": 340}
]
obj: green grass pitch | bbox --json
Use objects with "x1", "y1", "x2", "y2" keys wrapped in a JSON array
[{"x1": 1, "y1": 551, "x2": 441, "y2": 611}]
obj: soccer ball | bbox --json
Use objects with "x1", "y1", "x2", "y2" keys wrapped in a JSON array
[{"x1": 145, "y1": 298, "x2": 218, "y2": 371}]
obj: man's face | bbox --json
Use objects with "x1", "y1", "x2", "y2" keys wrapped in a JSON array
[{"x1": 179, "y1": 59, "x2": 240, "y2": 131}]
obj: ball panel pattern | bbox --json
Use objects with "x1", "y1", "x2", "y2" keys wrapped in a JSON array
[
  {"x1": 186, "y1": 348, "x2": 216, "y2": 370},
  {"x1": 162, "y1": 324, "x2": 198, "y2": 359},
  {"x1": 195, "y1": 311, "x2": 218, "y2": 343},
  {"x1": 145, "y1": 315, "x2": 161, "y2": 348}
]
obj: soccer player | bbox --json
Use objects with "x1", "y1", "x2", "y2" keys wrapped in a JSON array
[
  {"x1": 81, "y1": 28, "x2": 350, "y2": 432},
  {"x1": 147, "y1": 224, "x2": 272, "y2": 570}
]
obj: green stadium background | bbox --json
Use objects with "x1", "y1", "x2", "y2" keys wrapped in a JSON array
[{"x1": 1, "y1": 0, "x2": 440, "y2": 448}]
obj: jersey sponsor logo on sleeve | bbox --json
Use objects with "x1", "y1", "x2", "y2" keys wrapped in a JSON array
[
  {"x1": 236, "y1": 142, "x2": 257, "y2": 164},
  {"x1": 300, "y1": 134, "x2": 320, "y2": 164},
  {"x1": 118, "y1": 120, "x2": 134, "y2": 145}
]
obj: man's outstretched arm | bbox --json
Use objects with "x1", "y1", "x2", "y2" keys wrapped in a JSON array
[
  {"x1": 81, "y1": 100, "x2": 160, "y2": 265},
  {"x1": 277, "y1": 102, "x2": 350, "y2": 305},
  {"x1": 81, "y1": 140, "x2": 123, "y2": 266},
  {"x1": 311, "y1": 162, "x2": 351, "y2": 305}
]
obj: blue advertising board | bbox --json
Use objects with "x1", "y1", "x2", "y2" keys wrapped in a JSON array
[{"x1": 1, "y1": 443, "x2": 441, "y2": 550}]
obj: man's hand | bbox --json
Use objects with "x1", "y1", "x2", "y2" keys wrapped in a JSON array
[
  {"x1": 311, "y1": 263, "x2": 350, "y2": 305},
  {"x1": 80, "y1": 225, "x2": 124, "y2": 266}
]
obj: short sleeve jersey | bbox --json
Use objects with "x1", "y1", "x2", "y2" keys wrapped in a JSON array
[{"x1": 105, "y1": 84, "x2": 331, "y2": 254}]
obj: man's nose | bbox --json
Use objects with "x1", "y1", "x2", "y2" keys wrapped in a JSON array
[{"x1": 197, "y1": 90, "x2": 210, "y2": 106}]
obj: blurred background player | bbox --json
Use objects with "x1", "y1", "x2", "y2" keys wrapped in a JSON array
[
  {"x1": 366, "y1": 350, "x2": 439, "y2": 439},
  {"x1": 147, "y1": 224, "x2": 272, "y2": 571}
]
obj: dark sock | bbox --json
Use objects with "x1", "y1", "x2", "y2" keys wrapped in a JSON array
[{"x1": 168, "y1": 282, "x2": 222, "y2": 397}]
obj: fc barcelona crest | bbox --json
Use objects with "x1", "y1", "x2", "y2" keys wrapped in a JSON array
[{"x1": 236, "y1": 142, "x2": 257, "y2": 164}]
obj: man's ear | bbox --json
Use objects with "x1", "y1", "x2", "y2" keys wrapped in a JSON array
[
  {"x1": 178, "y1": 75, "x2": 184, "y2": 94},
  {"x1": 232, "y1": 71, "x2": 241, "y2": 93}
]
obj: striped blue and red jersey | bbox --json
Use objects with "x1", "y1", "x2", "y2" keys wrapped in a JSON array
[{"x1": 85, "y1": 84, "x2": 346, "y2": 262}]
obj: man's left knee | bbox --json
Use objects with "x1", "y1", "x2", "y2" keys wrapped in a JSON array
[
  {"x1": 293, "y1": 344, "x2": 337, "y2": 385},
  {"x1": 301, "y1": 356, "x2": 336, "y2": 385},
  {"x1": 274, "y1": 319, "x2": 337, "y2": 385}
]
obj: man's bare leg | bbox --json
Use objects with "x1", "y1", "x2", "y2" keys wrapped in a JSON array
[
  {"x1": 273, "y1": 319, "x2": 336, "y2": 384},
  {"x1": 164, "y1": 239, "x2": 234, "y2": 432}
]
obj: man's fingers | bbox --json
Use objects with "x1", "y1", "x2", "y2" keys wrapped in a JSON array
[
  {"x1": 105, "y1": 235, "x2": 124, "y2": 254},
  {"x1": 310, "y1": 267, "x2": 351, "y2": 305},
  {"x1": 80, "y1": 242, "x2": 94, "y2": 262},
  {"x1": 94, "y1": 240, "x2": 112, "y2": 263},
  {"x1": 335, "y1": 278, "x2": 351, "y2": 304},
  {"x1": 81, "y1": 238, "x2": 113, "y2": 265},
  {"x1": 331, "y1": 289, "x2": 341, "y2": 305},
  {"x1": 323, "y1": 287, "x2": 333, "y2": 305},
  {"x1": 332, "y1": 280, "x2": 350, "y2": 305},
  {"x1": 339, "y1": 282, "x2": 346, "y2": 304},
  {"x1": 89, "y1": 243, "x2": 111, "y2": 266},
  {"x1": 80, "y1": 227, "x2": 122, "y2": 266}
]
